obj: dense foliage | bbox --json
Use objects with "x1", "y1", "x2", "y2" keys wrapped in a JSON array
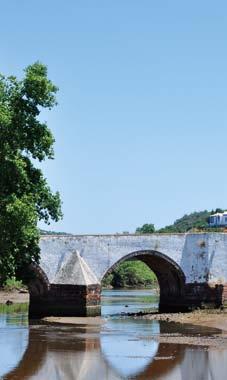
[
  {"x1": 159, "y1": 210, "x2": 211, "y2": 232},
  {"x1": 102, "y1": 260, "x2": 158, "y2": 288},
  {"x1": 0, "y1": 62, "x2": 62, "y2": 284}
]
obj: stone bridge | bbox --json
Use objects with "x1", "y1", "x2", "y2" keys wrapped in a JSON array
[{"x1": 28, "y1": 233, "x2": 227, "y2": 317}]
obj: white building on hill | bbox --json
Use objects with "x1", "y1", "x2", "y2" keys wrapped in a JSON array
[{"x1": 209, "y1": 212, "x2": 227, "y2": 227}]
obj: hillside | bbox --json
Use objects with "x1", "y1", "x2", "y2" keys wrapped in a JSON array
[
  {"x1": 159, "y1": 208, "x2": 227, "y2": 233},
  {"x1": 159, "y1": 210, "x2": 211, "y2": 233},
  {"x1": 137, "y1": 208, "x2": 227, "y2": 234}
]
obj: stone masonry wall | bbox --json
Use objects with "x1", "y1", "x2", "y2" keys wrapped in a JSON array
[
  {"x1": 29, "y1": 284, "x2": 101, "y2": 318},
  {"x1": 39, "y1": 233, "x2": 227, "y2": 285}
]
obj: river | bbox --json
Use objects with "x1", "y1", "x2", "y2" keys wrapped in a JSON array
[{"x1": 0, "y1": 289, "x2": 227, "y2": 379}]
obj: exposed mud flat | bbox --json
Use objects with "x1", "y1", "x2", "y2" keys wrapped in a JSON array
[
  {"x1": 0, "y1": 290, "x2": 29, "y2": 304},
  {"x1": 154, "y1": 334, "x2": 227, "y2": 348},
  {"x1": 44, "y1": 316, "x2": 104, "y2": 326},
  {"x1": 43, "y1": 310, "x2": 227, "y2": 348},
  {"x1": 133, "y1": 309, "x2": 227, "y2": 332}
]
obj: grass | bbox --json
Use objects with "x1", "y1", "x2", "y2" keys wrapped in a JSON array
[{"x1": 0, "y1": 303, "x2": 28, "y2": 314}]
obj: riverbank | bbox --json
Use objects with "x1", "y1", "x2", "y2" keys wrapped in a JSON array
[
  {"x1": 135, "y1": 309, "x2": 227, "y2": 332},
  {"x1": 44, "y1": 310, "x2": 227, "y2": 332},
  {"x1": 44, "y1": 316, "x2": 104, "y2": 326},
  {"x1": 44, "y1": 310, "x2": 227, "y2": 349},
  {"x1": 0, "y1": 290, "x2": 29, "y2": 304}
]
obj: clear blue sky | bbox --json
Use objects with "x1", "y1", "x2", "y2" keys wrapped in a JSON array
[{"x1": 1, "y1": 1, "x2": 227, "y2": 233}]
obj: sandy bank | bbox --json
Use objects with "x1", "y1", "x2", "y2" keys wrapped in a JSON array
[
  {"x1": 0, "y1": 290, "x2": 29, "y2": 304},
  {"x1": 136, "y1": 310, "x2": 227, "y2": 332},
  {"x1": 44, "y1": 316, "x2": 104, "y2": 326}
]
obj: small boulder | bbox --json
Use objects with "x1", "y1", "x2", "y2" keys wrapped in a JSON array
[{"x1": 6, "y1": 300, "x2": 13, "y2": 306}]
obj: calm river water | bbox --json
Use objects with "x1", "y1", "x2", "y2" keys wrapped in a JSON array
[{"x1": 0, "y1": 289, "x2": 227, "y2": 380}]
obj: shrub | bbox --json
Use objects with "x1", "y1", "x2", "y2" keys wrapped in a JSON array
[{"x1": 3, "y1": 277, "x2": 24, "y2": 291}]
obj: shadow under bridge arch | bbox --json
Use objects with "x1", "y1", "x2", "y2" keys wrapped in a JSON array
[{"x1": 102, "y1": 250, "x2": 186, "y2": 312}]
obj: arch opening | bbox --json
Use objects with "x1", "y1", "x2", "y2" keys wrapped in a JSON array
[{"x1": 101, "y1": 250, "x2": 186, "y2": 313}]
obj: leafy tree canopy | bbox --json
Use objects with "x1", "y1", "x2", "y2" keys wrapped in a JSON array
[{"x1": 0, "y1": 62, "x2": 62, "y2": 284}]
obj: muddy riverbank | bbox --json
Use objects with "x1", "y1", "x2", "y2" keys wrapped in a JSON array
[
  {"x1": 44, "y1": 309, "x2": 227, "y2": 333},
  {"x1": 135, "y1": 309, "x2": 227, "y2": 332},
  {"x1": 43, "y1": 308, "x2": 227, "y2": 349},
  {"x1": 0, "y1": 290, "x2": 29, "y2": 304}
]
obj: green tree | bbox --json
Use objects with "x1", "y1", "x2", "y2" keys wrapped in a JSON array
[
  {"x1": 136, "y1": 223, "x2": 155, "y2": 234},
  {"x1": 102, "y1": 260, "x2": 158, "y2": 288},
  {"x1": 0, "y1": 62, "x2": 62, "y2": 284}
]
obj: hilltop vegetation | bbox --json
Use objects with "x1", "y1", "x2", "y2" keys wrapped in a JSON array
[
  {"x1": 137, "y1": 208, "x2": 227, "y2": 234},
  {"x1": 159, "y1": 210, "x2": 211, "y2": 233}
]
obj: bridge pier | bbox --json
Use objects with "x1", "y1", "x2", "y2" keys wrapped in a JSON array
[
  {"x1": 28, "y1": 253, "x2": 102, "y2": 318},
  {"x1": 29, "y1": 284, "x2": 101, "y2": 318},
  {"x1": 184, "y1": 283, "x2": 227, "y2": 310},
  {"x1": 159, "y1": 283, "x2": 227, "y2": 312}
]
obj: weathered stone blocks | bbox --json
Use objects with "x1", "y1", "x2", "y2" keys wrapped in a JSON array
[{"x1": 29, "y1": 284, "x2": 101, "y2": 318}]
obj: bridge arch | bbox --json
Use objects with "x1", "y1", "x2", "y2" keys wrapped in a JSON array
[
  {"x1": 102, "y1": 250, "x2": 186, "y2": 312},
  {"x1": 25, "y1": 262, "x2": 50, "y2": 297}
]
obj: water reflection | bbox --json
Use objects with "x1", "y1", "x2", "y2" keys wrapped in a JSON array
[
  {"x1": 0, "y1": 317, "x2": 227, "y2": 380},
  {"x1": 101, "y1": 289, "x2": 159, "y2": 316},
  {"x1": 101, "y1": 318, "x2": 160, "y2": 378},
  {"x1": 1, "y1": 289, "x2": 227, "y2": 380},
  {"x1": 0, "y1": 310, "x2": 28, "y2": 379},
  {"x1": 3, "y1": 324, "x2": 121, "y2": 380}
]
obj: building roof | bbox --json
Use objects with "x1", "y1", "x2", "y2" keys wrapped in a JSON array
[{"x1": 211, "y1": 211, "x2": 227, "y2": 217}]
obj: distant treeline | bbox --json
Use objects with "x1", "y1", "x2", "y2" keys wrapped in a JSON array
[{"x1": 39, "y1": 229, "x2": 72, "y2": 235}]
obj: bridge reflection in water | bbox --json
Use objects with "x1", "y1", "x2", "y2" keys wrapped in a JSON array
[{"x1": 1, "y1": 315, "x2": 227, "y2": 380}]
